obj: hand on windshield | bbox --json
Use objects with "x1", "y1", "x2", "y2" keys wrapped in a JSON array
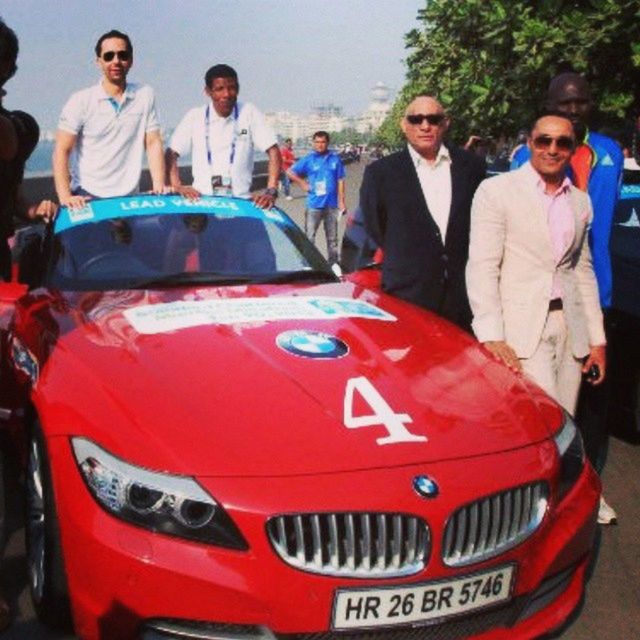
[
  {"x1": 148, "y1": 185, "x2": 172, "y2": 195},
  {"x1": 252, "y1": 191, "x2": 277, "y2": 210},
  {"x1": 28, "y1": 199, "x2": 59, "y2": 222},
  {"x1": 61, "y1": 194, "x2": 91, "y2": 210},
  {"x1": 170, "y1": 185, "x2": 201, "y2": 200}
]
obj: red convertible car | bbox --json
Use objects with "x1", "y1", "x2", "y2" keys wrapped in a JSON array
[{"x1": 0, "y1": 195, "x2": 599, "y2": 640}]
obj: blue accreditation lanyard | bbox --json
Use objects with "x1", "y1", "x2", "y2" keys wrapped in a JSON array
[{"x1": 205, "y1": 103, "x2": 239, "y2": 173}]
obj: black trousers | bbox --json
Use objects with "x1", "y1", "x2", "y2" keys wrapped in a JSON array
[{"x1": 575, "y1": 313, "x2": 612, "y2": 474}]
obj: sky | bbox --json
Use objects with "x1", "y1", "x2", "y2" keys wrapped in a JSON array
[{"x1": 1, "y1": 0, "x2": 424, "y2": 133}]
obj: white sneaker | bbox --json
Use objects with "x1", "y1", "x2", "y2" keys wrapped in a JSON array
[
  {"x1": 286, "y1": 195, "x2": 293, "y2": 201},
  {"x1": 597, "y1": 495, "x2": 618, "y2": 525}
]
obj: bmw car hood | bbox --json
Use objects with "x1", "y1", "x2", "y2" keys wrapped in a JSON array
[{"x1": 41, "y1": 284, "x2": 560, "y2": 477}]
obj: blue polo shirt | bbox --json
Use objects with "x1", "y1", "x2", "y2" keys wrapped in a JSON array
[
  {"x1": 291, "y1": 151, "x2": 345, "y2": 209},
  {"x1": 511, "y1": 131, "x2": 623, "y2": 308}
]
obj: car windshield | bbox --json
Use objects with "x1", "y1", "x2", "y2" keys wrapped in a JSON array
[{"x1": 48, "y1": 196, "x2": 336, "y2": 291}]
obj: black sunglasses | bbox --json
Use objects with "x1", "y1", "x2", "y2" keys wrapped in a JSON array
[
  {"x1": 102, "y1": 50, "x2": 130, "y2": 62},
  {"x1": 532, "y1": 135, "x2": 574, "y2": 151},
  {"x1": 405, "y1": 113, "x2": 446, "y2": 126}
]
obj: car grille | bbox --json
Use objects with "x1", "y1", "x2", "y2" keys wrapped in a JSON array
[
  {"x1": 267, "y1": 512, "x2": 430, "y2": 578},
  {"x1": 442, "y1": 481, "x2": 549, "y2": 567}
]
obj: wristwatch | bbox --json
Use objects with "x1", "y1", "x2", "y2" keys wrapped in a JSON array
[{"x1": 264, "y1": 187, "x2": 278, "y2": 198}]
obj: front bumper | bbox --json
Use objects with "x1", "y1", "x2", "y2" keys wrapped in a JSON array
[{"x1": 47, "y1": 437, "x2": 600, "y2": 640}]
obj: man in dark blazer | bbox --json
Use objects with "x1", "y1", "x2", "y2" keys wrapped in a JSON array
[{"x1": 360, "y1": 95, "x2": 486, "y2": 330}]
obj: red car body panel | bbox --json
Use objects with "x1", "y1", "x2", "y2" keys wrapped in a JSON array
[
  {"x1": 47, "y1": 432, "x2": 599, "y2": 640},
  {"x1": 20, "y1": 282, "x2": 559, "y2": 476}
]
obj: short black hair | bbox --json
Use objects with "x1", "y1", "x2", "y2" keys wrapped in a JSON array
[
  {"x1": 313, "y1": 131, "x2": 330, "y2": 142},
  {"x1": 529, "y1": 110, "x2": 575, "y2": 135},
  {"x1": 204, "y1": 64, "x2": 238, "y2": 88},
  {"x1": 95, "y1": 30, "x2": 133, "y2": 58},
  {"x1": 547, "y1": 71, "x2": 591, "y2": 98},
  {"x1": 0, "y1": 18, "x2": 19, "y2": 84}
]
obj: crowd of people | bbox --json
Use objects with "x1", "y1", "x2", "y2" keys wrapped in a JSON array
[{"x1": 0, "y1": 16, "x2": 629, "y2": 632}]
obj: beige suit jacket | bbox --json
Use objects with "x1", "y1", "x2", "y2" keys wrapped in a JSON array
[{"x1": 466, "y1": 163, "x2": 605, "y2": 359}]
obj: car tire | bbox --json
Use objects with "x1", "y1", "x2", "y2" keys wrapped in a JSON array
[{"x1": 25, "y1": 418, "x2": 72, "y2": 630}]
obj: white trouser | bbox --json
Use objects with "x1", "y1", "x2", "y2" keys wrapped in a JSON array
[{"x1": 520, "y1": 309, "x2": 583, "y2": 414}]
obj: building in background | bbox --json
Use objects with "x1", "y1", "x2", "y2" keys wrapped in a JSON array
[
  {"x1": 355, "y1": 81, "x2": 393, "y2": 136},
  {"x1": 265, "y1": 82, "x2": 393, "y2": 144}
]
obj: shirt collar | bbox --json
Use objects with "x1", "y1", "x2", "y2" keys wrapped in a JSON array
[
  {"x1": 96, "y1": 80, "x2": 134, "y2": 102},
  {"x1": 208, "y1": 100, "x2": 240, "y2": 121},
  {"x1": 523, "y1": 160, "x2": 572, "y2": 195},
  {"x1": 407, "y1": 142, "x2": 451, "y2": 168}
]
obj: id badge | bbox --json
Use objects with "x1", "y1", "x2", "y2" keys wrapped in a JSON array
[
  {"x1": 212, "y1": 175, "x2": 232, "y2": 196},
  {"x1": 315, "y1": 179, "x2": 327, "y2": 196}
]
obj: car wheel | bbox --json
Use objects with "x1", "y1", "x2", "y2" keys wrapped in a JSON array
[{"x1": 25, "y1": 419, "x2": 72, "y2": 630}]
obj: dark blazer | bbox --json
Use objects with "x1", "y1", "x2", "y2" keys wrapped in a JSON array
[{"x1": 360, "y1": 144, "x2": 486, "y2": 330}]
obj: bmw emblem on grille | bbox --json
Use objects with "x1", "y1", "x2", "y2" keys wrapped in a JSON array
[
  {"x1": 276, "y1": 330, "x2": 349, "y2": 359},
  {"x1": 413, "y1": 475, "x2": 439, "y2": 498}
]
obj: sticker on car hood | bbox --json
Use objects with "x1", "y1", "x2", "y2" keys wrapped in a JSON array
[{"x1": 124, "y1": 296, "x2": 396, "y2": 334}]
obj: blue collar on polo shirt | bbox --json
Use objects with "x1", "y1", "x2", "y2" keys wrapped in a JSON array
[{"x1": 98, "y1": 81, "x2": 134, "y2": 113}]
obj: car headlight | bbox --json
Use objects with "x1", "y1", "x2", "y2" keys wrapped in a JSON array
[
  {"x1": 553, "y1": 410, "x2": 585, "y2": 502},
  {"x1": 71, "y1": 437, "x2": 247, "y2": 549}
]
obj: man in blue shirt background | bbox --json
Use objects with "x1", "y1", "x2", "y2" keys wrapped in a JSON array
[{"x1": 288, "y1": 131, "x2": 346, "y2": 265}]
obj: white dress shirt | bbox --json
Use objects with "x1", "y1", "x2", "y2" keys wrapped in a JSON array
[{"x1": 408, "y1": 143, "x2": 452, "y2": 241}]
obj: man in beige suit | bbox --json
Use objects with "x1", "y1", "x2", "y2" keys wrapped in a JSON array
[{"x1": 466, "y1": 113, "x2": 606, "y2": 414}]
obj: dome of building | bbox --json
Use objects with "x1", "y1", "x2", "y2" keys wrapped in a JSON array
[{"x1": 371, "y1": 81, "x2": 390, "y2": 103}]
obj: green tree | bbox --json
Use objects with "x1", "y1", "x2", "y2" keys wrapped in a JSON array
[{"x1": 377, "y1": 0, "x2": 640, "y2": 149}]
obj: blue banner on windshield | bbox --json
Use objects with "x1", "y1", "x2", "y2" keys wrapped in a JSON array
[{"x1": 54, "y1": 195, "x2": 294, "y2": 233}]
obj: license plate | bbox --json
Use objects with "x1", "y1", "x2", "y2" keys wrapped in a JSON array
[{"x1": 333, "y1": 564, "x2": 515, "y2": 630}]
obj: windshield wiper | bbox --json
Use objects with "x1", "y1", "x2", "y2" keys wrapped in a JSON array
[
  {"x1": 255, "y1": 269, "x2": 338, "y2": 284},
  {"x1": 131, "y1": 272, "x2": 255, "y2": 289}
]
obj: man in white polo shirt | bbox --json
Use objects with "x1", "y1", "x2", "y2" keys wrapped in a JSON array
[
  {"x1": 166, "y1": 63, "x2": 281, "y2": 209},
  {"x1": 53, "y1": 29, "x2": 165, "y2": 209}
]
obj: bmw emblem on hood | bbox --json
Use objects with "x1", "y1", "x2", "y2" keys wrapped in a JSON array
[
  {"x1": 276, "y1": 330, "x2": 349, "y2": 359},
  {"x1": 413, "y1": 475, "x2": 439, "y2": 498}
]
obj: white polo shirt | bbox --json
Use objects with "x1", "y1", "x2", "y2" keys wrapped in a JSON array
[
  {"x1": 169, "y1": 100, "x2": 277, "y2": 198},
  {"x1": 57, "y1": 81, "x2": 160, "y2": 197}
]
